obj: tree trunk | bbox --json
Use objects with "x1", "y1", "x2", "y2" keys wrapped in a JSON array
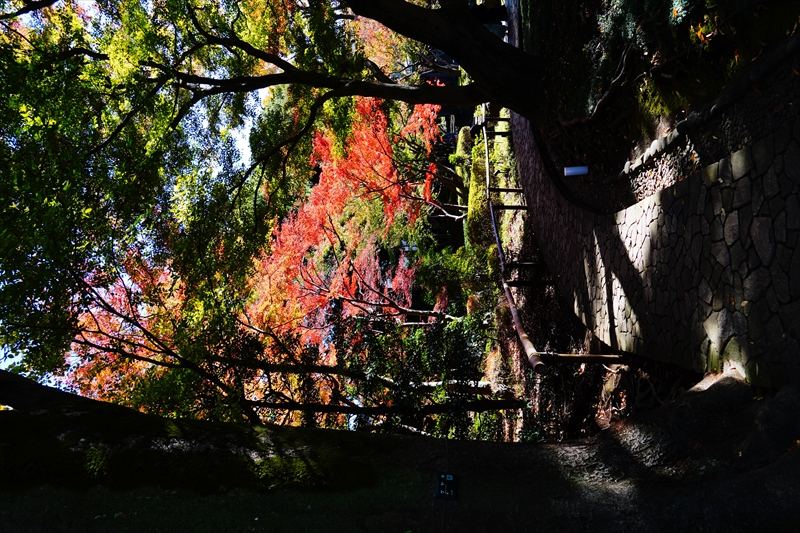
[{"x1": 345, "y1": 0, "x2": 546, "y2": 124}]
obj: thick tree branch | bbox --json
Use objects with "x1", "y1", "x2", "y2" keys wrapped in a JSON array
[
  {"x1": 0, "y1": 0, "x2": 58, "y2": 20},
  {"x1": 344, "y1": 0, "x2": 546, "y2": 122},
  {"x1": 364, "y1": 58, "x2": 395, "y2": 84},
  {"x1": 247, "y1": 397, "x2": 525, "y2": 415}
]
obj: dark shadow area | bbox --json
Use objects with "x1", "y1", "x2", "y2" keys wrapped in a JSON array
[
  {"x1": 2, "y1": 371, "x2": 800, "y2": 532},
  {"x1": 512, "y1": 0, "x2": 800, "y2": 214}
]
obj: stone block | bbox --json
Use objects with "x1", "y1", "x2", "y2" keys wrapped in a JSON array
[
  {"x1": 778, "y1": 174, "x2": 798, "y2": 197},
  {"x1": 690, "y1": 232, "x2": 703, "y2": 265},
  {"x1": 675, "y1": 178, "x2": 690, "y2": 199},
  {"x1": 775, "y1": 124, "x2": 793, "y2": 154},
  {"x1": 791, "y1": 248, "x2": 800, "y2": 299},
  {"x1": 700, "y1": 257, "x2": 712, "y2": 281},
  {"x1": 722, "y1": 267, "x2": 733, "y2": 286},
  {"x1": 730, "y1": 241, "x2": 748, "y2": 274},
  {"x1": 702, "y1": 162, "x2": 718, "y2": 187},
  {"x1": 769, "y1": 195, "x2": 786, "y2": 223},
  {"x1": 724, "y1": 211, "x2": 739, "y2": 246},
  {"x1": 666, "y1": 129, "x2": 681, "y2": 147},
  {"x1": 767, "y1": 286, "x2": 780, "y2": 314},
  {"x1": 739, "y1": 205, "x2": 753, "y2": 244},
  {"x1": 753, "y1": 179, "x2": 766, "y2": 216},
  {"x1": 719, "y1": 157, "x2": 732, "y2": 186},
  {"x1": 776, "y1": 244, "x2": 792, "y2": 273},
  {"x1": 712, "y1": 241, "x2": 731, "y2": 267},
  {"x1": 783, "y1": 302, "x2": 800, "y2": 338},
  {"x1": 744, "y1": 268, "x2": 771, "y2": 301},
  {"x1": 731, "y1": 146, "x2": 754, "y2": 181},
  {"x1": 689, "y1": 174, "x2": 702, "y2": 211},
  {"x1": 741, "y1": 299, "x2": 752, "y2": 317},
  {"x1": 770, "y1": 263, "x2": 790, "y2": 303},
  {"x1": 764, "y1": 167, "x2": 780, "y2": 199},
  {"x1": 710, "y1": 252, "x2": 723, "y2": 282},
  {"x1": 738, "y1": 259, "x2": 749, "y2": 280},
  {"x1": 749, "y1": 250, "x2": 762, "y2": 270},
  {"x1": 786, "y1": 195, "x2": 800, "y2": 230},
  {"x1": 773, "y1": 212, "x2": 786, "y2": 243},
  {"x1": 750, "y1": 217, "x2": 775, "y2": 266},
  {"x1": 765, "y1": 315, "x2": 785, "y2": 349},
  {"x1": 713, "y1": 284, "x2": 725, "y2": 311},
  {"x1": 723, "y1": 283, "x2": 736, "y2": 312},
  {"x1": 752, "y1": 134, "x2": 774, "y2": 177},
  {"x1": 696, "y1": 186, "x2": 707, "y2": 215},
  {"x1": 732, "y1": 175, "x2": 752, "y2": 209},
  {"x1": 722, "y1": 188, "x2": 734, "y2": 212},
  {"x1": 734, "y1": 273, "x2": 744, "y2": 307},
  {"x1": 707, "y1": 339, "x2": 722, "y2": 372},
  {"x1": 786, "y1": 141, "x2": 800, "y2": 185},
  {"x1": 723, "y1": 335, "x2": 744, "y2": 366},
  {"x1": 663, "y1": 189, "x2": 675, "y2": 211},
  {"x1": 710, "y1": 217, "x2": 724, "y2": 242}
]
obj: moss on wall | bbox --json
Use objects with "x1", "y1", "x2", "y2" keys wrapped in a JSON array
[{"x1": 465, "y1": 132, "x2": 495, "y2": 250}]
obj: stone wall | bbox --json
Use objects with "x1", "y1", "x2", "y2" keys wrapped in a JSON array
[{"x1": 512, "y1": 115, "x2": 800, "y2": 388}]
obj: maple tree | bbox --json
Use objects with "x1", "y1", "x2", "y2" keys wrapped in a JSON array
[
  {"x1": 0, "y1": 0, "x2": 533, "y2": 431},
  {"x1": 21, "y1": 90, "x2": 512, "y2": 430},
  {"x1": 227, "y1": 97, "x2": 513, "y2": 429}
]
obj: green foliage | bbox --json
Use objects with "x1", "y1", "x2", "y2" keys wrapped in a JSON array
[
  {"x1": 334, "y1": 316, "x2": 490, "y2": 435},
  {"x1": 470, "y1": 409, "x2": 506, "y2": 441},
  {"x1": 84, "y1": 445, "x2": 110, "y2": 479},
  {"x1": 0, "y1": 0, "x2": 517, "y2": 435},
  {"x1": 635, "y1": 77, "x2": 690, "y2": 123},
  {"x1": 486, "y1": 244, "x2": 501, "y2": 284},
  {"x1": 465, "y1": 132, "x2": 494, "y2": 250},
  {"x1": 0, "y1": 0, "x2": 358, "y2": 384},
  {"x1": 0, "y1": 9, "x2": 172, "y2": 372},
  {"x1": 251, "y1": 456, "x2": 319, "y2": 488},
  {"x1": 522, "y1": 0, "x2": 797, "y2": 159},
  {"x1": 453, "y1": 126, "x2": 473, "y2": 181},
  {"x1": 124, "y1": 367, "x2": 209, "y2": 420},
  {"x1": 414, "y1": 246, "x2": 486, "y2": 312}
]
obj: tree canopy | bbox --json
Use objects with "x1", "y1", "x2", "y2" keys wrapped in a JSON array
[{"x1": 0, "y1": 0, "x2": 531, "y2": 433}]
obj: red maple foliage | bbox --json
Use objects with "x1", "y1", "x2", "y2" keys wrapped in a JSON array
[
  {"x1": 247, "y1": 97, "x2": 444, "y2": 344},
  {"x1": 64, "y1": 98, "x2": 450, "y2": 425}
]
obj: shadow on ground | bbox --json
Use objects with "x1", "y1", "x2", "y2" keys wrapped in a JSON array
[{"x1": 1, "y1": 369, "x2": 799, "y2": 532}]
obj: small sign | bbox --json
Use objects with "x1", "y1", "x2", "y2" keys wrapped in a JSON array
[
  {"x1": 564, "y1": 166, "x2": 589, "y2": 176},
  {"x1": 434, "y1": 472, "x2": 457, "y2": 500}
]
